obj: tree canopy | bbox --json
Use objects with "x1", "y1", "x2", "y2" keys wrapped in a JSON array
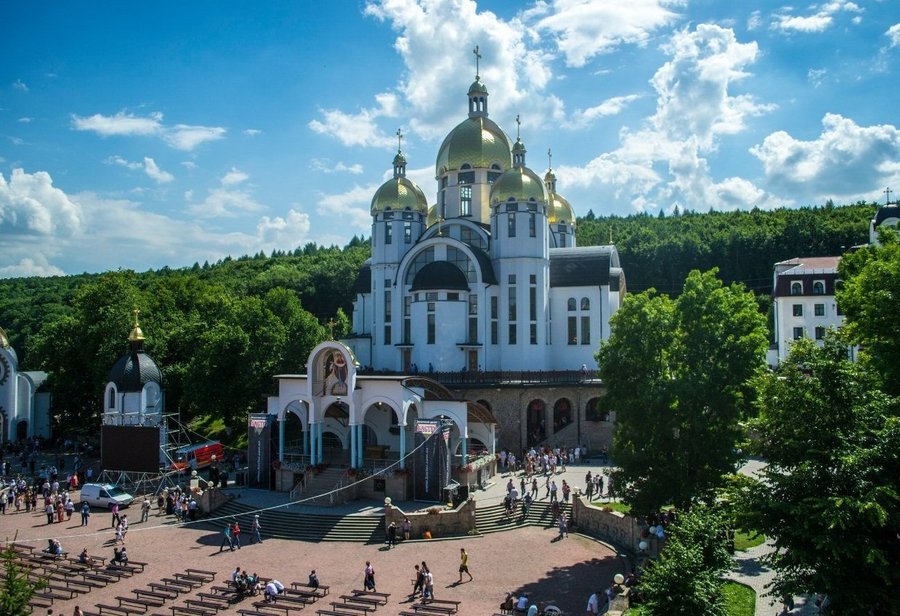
[
  {"x1": 742, "y1": 337, "x2": 900, "y2": 615},
  {"x1": 598, "y1": 269, "x2": 768, "y2": 513}
]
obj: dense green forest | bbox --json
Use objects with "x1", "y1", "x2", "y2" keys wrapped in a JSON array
[{"x1": 0, "y1": 202, "x2": 876, "y2": 435}]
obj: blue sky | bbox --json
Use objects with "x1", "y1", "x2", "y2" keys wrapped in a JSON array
[{"x1": 1, "y1": 0, "x2": 898, "y2": 278}]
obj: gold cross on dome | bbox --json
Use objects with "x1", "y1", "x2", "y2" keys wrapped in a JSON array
[
  {"x1": 516, "y1": 114, "x2": 521, "y2": 140},
  {"x1": 547, "y1": 148, "x2": 552, "y2": 170},
  {"x1": 132, "y1": 308, "x2": 140, "y2": 327},
  {"x1": 396, "y1": 128, "x2": 403, "y2": 153},
  {"x1": 473, "y1": 45, "x2": 481, "y2": 78}
]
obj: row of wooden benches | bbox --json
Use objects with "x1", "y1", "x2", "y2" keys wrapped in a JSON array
[{"x1": 88, "y1": 569, "x2": 219, "y2": 616}]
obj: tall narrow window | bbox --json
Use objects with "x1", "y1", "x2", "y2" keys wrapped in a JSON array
[
  {"x1": 460, "y1": 185, "x2": 472, "y2": 216},
  {"x1": 404, "y1": 222, "x2": 412, "y2": 243},
  {"x1": 529, "y1": 213, "x2": 536, "y2": 237},
  {"x1": 385, "y1": 222, "x2": 392, "y2": 244},
  {"x1": 440, "y1": 176, "x2": 448, "y2": 218},
  {"x1": 508, "y1": 213, "x2": 516, "y2": 238},
  {"x1": 490, "y1": 296, "x2": 498, "y2": 344},
  {"x1": 581, "y1": 315, "x2": 590, "y2": 345},
  {"x1": 568, "y1": 317, "x2": 577, "y2": 345},
  {"x1": 403, "y1": 296, "x2": 411, "y2": 344},
  {"x1": 468, "y1": 294, "x2": 478, "y2": 343},
  {"x1": 508, "y1": 276, "x2": 517, "y2": 344}
]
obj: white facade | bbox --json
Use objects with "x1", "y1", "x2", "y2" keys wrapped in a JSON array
[
  {"x1": 345, "y1": 73, "x2": 624, "y2": 375},
  {"x1": 770, "y1": 256, "x2": 850, "y2": 365},
  {"x1": 0, "y1": 327, "x2": 51, "y2": 443}
]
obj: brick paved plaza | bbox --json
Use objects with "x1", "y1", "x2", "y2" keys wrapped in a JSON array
[{"x1": 2, "y1": 484, "x2": 622, "y2": 615}]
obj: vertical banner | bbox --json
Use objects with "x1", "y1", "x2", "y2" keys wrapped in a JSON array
[
  {"x1": 247, "y1": 414, "x2": 273, "y2": 489},
  {"x1": 413, "y1": 419, "x2": 451, "y2": 502}
]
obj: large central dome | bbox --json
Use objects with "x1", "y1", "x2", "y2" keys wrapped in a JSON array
[{"x1": 435, "y1": 116, "x2": 512, "y2": 175}]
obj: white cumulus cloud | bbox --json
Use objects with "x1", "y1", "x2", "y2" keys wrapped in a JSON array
[
  {"x1": 12, "y1": 79, "x2": 28, "y2": 92},
  {"x1": 221, "y1": 168, "x2": 249, "y2": 186},
  {"x1": 0, "y1": 168, "x2": 83, "y2": 235},
  {"x1": 534, "y1": 0, "x2": 683, "y2": 67},
  {"x1": 143, "y1": 157, "x2": 174, "y2": 183},
  {"x1": 565, "y1": 94, "x2": 642, "y2": 128},
  {"x1": 0, "y1": 256, "x2": 65, "y2": 278},
  {"x1": 772, "y1": 0, "x2": 863, "y2": 33},
  {"x1": 316, "y1": 184, "x2": 379, "y2": 231},
  {"x1": 71, "y1": 111, "x2": 226, "y2": 151},
  {"x1": 750, "y1": 113, "x2": 900, "y2": 200},
  {"x1": 887, "y1": 24, "x2": 900, "y2": 47},
  {"x1": 311, "y1": 159, "x2": 364, "y2": 175}
]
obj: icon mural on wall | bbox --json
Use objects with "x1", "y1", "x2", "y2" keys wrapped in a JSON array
[{"x1": 322, "y1": 350, "x2": 349, "y2": 396}]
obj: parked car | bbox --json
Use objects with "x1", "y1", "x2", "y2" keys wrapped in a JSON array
[{"x1": 79, "y1": 483, "x2": 134, "y2": 509}]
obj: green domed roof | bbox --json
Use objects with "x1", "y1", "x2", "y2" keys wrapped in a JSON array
[
  {"x1": 490, "y1": 166, "x2": 548, "y2": 205},
  {"x1": 436, "y1": 116, "x2": 512, "y2": 174},
  {"x1": 371, "y1": 176, "x2": 429, "y2": 215},
  {"x1": 426, "y1": 204, "x2": 440, "y2": 227},
  {"x1": 549, "y1": 193, "x2": 576, "y2": 226}
]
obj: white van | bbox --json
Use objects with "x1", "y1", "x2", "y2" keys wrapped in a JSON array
[{"x1": 80, "y1": 483, "x2": 134, "y2": 509}]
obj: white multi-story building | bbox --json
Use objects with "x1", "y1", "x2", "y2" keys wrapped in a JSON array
[{"x1": 770, "y1": 256, "x2": 847, "y2": 365}]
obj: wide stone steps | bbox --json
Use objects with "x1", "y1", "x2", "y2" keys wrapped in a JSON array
[
  {"x1": 210, "y1": 499, "x2": 384, "y2": 543},
  {"x1": 475, "y1": 499, "x2": 572, "y2": 535}
]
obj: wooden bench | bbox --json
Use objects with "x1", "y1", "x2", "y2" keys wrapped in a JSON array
[
  {"x1": 184, "y1": 599, "x2": 224, "y2": 612},
  {"x1": 197, "y1": 593, "x2": 230, "y2": 606},
  {"x1": 127, "y1": 560, "x2": 149, "y2": 573},
  {"x1": 238, "y1": 610, "x2": 282, "y2": 616},
  {"x1": 173, "y1": 573, "x2": 208, "y2": 585},
  {"x1": 349, "y1": 590, "x2": 390, "y2": 604},
  {"x1": 317, "y1": 611, "x2": 364, "y2": 616},
  {"x1": 185, "y1": 568, "x2": 216, "y2": 581},
  {"x1": 148, "y1": 583, "x2": 183, "y2": 597},
  {"x1": 251, "y1": 602, "x2": 292, "y2": 615},
  {"x1": 82, "y1": 572, "x2": 114, "y2": 585},
  {"x1": 162, "y1": 577, "x2": 197, "y2": 590},
  {"x1": 419, "y1": 598, "x2": 461, "y2": 612},
  {"x1": 411, "y1": 604, "x2": 457, "y2": 615},
  {"x1": 169, "y1": 607, "x2": 216, "y2": 616},
  {"x1": 118, "y1": 595, "x2": 160, "y2": 610},
  {"x1": 134, "y1": 589, "x2": 175, "y2": 603},
  {"x1": 292, "y1": 581, "x2": 330, "y2": 596},
  {"x1": 332, "y1": 599, "x2": 375, "y2": 613},
  {"x1": 10, "y1": 542, "x2": 35, "y2": 553},
  {"x1": 96, "y1": 604, "x2": 140, "y2": 615},
  {"x1": 45, "y1": 584, "x2": 79, "y2": 599},
  {"x1": 339, "y1": 594, "x2": 380, "y2": 608}
]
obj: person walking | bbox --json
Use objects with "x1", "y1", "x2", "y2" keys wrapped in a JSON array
[
  {"x1": 457, "y1": 548, "x2": 473, "y2": 583},
  {"x1": 363, "y1": 561, "x2": 376, "y2": 591},
  {"x1": 230, "y1": 520, "x2": 241, "y2": 550},
  {"x1": 251, "y1": 514, "x2": 263, "y2": 544},
  {"x1": 140, "y1": 498, "x2": 150, "y2": 522},
  {"x1": 80, "y1": 502, "x2": 90, "y2": 526},
  {"x1": 219, "y1": 523, "x2": 233, "y2": 552},
  {"x1": 387, "y1": 522, "x2": 397, "y2": 549},
  {"x1": 110, "y1": 502, "x2": 120, "y2": 529},
  {"x1": 411, "y1": 564, "x2": 424, "y2": 597}
]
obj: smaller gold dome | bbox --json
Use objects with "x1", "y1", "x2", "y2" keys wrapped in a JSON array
[
  {"x1": 393, "y1": 152, "x2": 407, "y2": 166},
  {"x1": 468, "y1": 78, "x2": 488, "y2": 95},
  {"x1": 426, "y1": 205, "x2": 440, "y2": 227},
  {"x1": 548, "y1": 193, "x2": 576, "y2": 226},
  {"x1": 371, "y1": 176, "x2": 429, "y2": 215},
  {"x1": 0, "y1": 326, "x2": 10, "y2": 349},
  {"x1": 490, "y1": 166, "x2": 548, "y2": 205}
]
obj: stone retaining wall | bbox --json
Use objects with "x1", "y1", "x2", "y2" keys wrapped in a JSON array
[
  {"x1": 383, "y1": 499, "x2": 477, "y2": 539},
  {"x1": 571, "y1": 496, "x2": 659, "y2": 558}
]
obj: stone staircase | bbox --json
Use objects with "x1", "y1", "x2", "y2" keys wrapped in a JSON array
[
  {"x1": 210, "y1": 499, "x2": 384, "y2": 543},
  {"x1": 291, "y1": 467, "x2": 349, "y2": 506},
  {"x1": 475, "y1": 499, "x2": 573, "y2": 535}
]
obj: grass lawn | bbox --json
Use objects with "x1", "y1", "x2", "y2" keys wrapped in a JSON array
[
  {"x1": 733, "y1": 530, "x2": 765, "y2": 551},
  {"x1": 624, "y1": 581, "x2": 755, "y2": 616}
]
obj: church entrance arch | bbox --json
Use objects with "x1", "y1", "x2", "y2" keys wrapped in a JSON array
[
  {"x1": 16, "y1": 420, "x2": 27, "y2": 441},
  {"x1": 526, "y1": 399, "x2": 546, "y2": 446},
  {"x1": 553, "y1": 398, "x2": 572, "y2": 433}
]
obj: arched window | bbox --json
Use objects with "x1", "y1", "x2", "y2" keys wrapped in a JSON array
[
  {"x1": 812, "y1": 281, "x2": 825, "y2": 295},
  {"x1": 790, "y1": 281, "x2": 802, "y2": 295},
  {"x1": 108, "y1": 388, "x2": 116, "y2": 409},
  {"x1": 581, "y1": 297, "x2": 590, "y2": 310},
  {"x1": 526, "y1": 399, "x2": 546, "y2": 446},
  {"x1": 567, "y1": 298, "x2": 576, "y2": 311},
  {"x1": 585, "y1": 397, "x2": 608, "y2": 422}
]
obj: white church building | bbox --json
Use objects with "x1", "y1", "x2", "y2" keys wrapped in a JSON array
[
  {"x1": 266, "y1": 59, "x2": 625, "y2": 475},
  {"x1": 0, "y1": 326, "x2": 52, "y2": 443}
]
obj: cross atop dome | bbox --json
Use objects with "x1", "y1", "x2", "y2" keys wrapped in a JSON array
[
  {"x1": 396, "y1": 128, "x2": 403, "y2": 154},
  {"x1": 393, "y1": 128, "x2": 407, "y2": 177},
  {"x1": 473, "y1": 45, "x2": 481, "y2": 79}
]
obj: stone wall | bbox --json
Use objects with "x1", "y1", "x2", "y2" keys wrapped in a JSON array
[
  {"x1": 383, "y1": 499, "x2": 477, "y2": 539},
  {"x1": 450, "y1": 383, "x2": 613, "y2": 454},
  {"x1": 353, "y1": 473, "x2": 411, "y2": 502},
  {"x1": 571, "y1": 496, "x2": 659, "y2": 558}
]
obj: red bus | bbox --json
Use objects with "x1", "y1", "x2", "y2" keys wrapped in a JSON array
[{"x1": 171, "y1": 441, "x2": 225, "y2": 471}]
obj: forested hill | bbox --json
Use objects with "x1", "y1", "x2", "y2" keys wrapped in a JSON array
[
  {"x1": 0, "y1": 203, "x2": 876, "y2": 434},
  {"x1": 577, "y1": 202, "x2": 875, "y2": 296}
]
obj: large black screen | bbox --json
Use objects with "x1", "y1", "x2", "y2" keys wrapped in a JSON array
[{"x1": 101, "y1": 425, "x2": 160, "y2": 473}]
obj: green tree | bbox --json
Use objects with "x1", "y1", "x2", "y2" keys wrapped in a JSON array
[
  {"x1": 837, "y1": 228, "x2": 900, "y2": 395},
  {"x1": 640, "y1": 505, "x2": 734, "y2": 616},
  {"x1": 0, "y1": 548, "x2": 46, "y2": 616},
  {"x1": 742, "y1": 337, "x2": 900, "y2": 615},
  {"x1": 598, "y1": 269, "x2": 767, "y2": 513}
]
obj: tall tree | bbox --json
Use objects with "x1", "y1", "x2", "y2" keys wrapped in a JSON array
[
  {"x1": 837, "y1": 228, "x2": 900, "y2": 395},
  {"x1": 598, "y1": 269, "x2": 767, "y2": 513},
  {"x1": 743, "y1": 337, "x2": 900, "y2": 615},
  {"x1": 639, "y1": 505, "x2": 734, "y2": 616},
  {"x1": 0, "y1": 548, "x2": 46, "y2": 616}
]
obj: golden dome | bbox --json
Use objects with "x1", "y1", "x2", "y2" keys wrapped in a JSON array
[
  {"x1": 0, "y1": 326, "x2": 9, "y2": 349},
  {"x1": 468, "y1": 78, "x2": 488, "y2": 95},
  {"x1": 371, "y1": 176, "x2": 429, "y2": 215},
  {"x1": 548, "y1": 193, "x2": 576, "y2": 226},
  {"x1": 436, "y1": 116, "x2": 512, "y2": 174},
  {"x1": 490, "y1": 166, "x2": 548, "y2": 205}
]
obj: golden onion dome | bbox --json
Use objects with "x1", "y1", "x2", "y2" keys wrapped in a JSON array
[
  {"x1": 548, "y1": 193, "x2": 576, "y2": 226},
  {"x1": 544, "y1": 169, "x2": 557, "y2": 184},
  {"x1": 371, "y1": 176, "x2": 429, "y2": 215},
  {"x1": 468, "y1": 78, "x2": 489, "y2": 95},
  {"x1": 490, "y1": 166, "x2": 548, "y2": 205},
  {"x1": 436, "y1": 116, "x2": 512, "y2": 175},
  {"x1": 393, "y1": 151, "x2": 407, "y2": 167}
]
